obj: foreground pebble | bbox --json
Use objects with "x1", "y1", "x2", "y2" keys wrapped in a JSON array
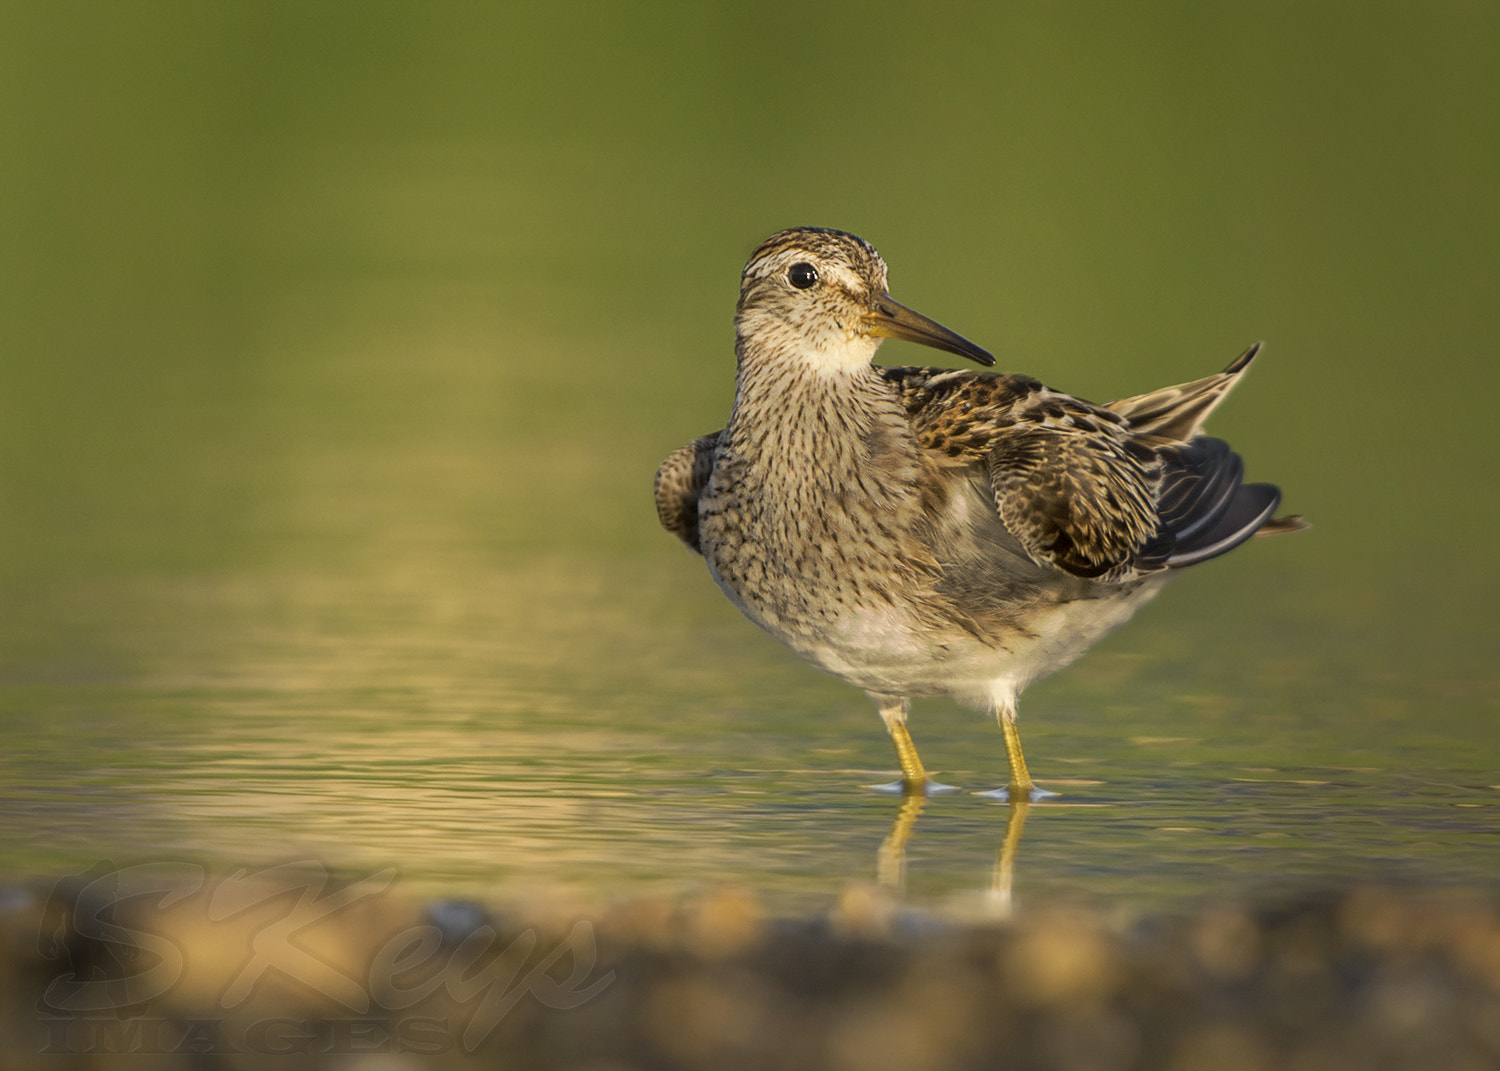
[{"x1": 2, "y1": 873, "x2": 1497, "y2": 1070}]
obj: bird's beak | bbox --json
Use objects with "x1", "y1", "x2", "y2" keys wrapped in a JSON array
[{"x1": 864, "y1": 295, "x2": 995, "y2": 367}]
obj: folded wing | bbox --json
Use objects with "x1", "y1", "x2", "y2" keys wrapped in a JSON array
[
  {"x1": 890, "y1": 343, "x2": 1303, "y2": 585},
  {"x1": 654, "y1": 432, "x2": 721, "y2": 553}
]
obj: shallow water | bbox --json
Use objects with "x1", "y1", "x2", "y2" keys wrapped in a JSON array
[
  {"x1": 2, "y1": 555, "x2": 1494, "y2": 919},
  {"x1": 2, "y1": 4, "x2": 1497, "y2": 923}
]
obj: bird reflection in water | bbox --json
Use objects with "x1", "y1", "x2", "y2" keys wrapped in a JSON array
[{"x1": 876, "y1": 793, "x2": 1033, "y2": 918}]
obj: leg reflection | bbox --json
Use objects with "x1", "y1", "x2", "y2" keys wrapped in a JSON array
[
  {"x1": 987, "y1": 800, "x2": 1031, "y2": 918},
  {"x1": 874, "y1": 793, "x2": 1035, "y2": 913},
  {"x1": 876, "y1": 789, "x2": 927, "y2": 892}
]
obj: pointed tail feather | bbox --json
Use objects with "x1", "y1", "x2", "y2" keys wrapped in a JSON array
[
  {"x1": 1255, "y1": 514, "x2": 1310, "y2": 537},
  {"x1": 1108, "y1": 342, "x2": 1264, "y2": 441}
]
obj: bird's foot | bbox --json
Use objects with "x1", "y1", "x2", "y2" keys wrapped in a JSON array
[
  {"x1": 975, "y1": 784, "x2": 1060, "y2": 802},
  {"x1": 870, "y1": 777, "x2": 961, "y2": 797}
]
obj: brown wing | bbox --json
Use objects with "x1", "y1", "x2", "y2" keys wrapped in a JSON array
[
  {"x1": 881, "y1": 366, "x2": 1163, "y2": 578},
  {"x1": 879, "y1": 365, "x2": 1046, "y2": 457},
  {"x1": 987, "y1": 420, "x2": 1163, "y2": 578},
  {"x1": 654, "y1": 432, "x2": 721, "y2": 553},
  {"x1": 881, "y1": 361, "x2": 1298, "y2": 582}
]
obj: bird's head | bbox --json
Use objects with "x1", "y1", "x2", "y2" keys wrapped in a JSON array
[{"x1": 734, "y1": 226, "x2": 993, "y2": 374}]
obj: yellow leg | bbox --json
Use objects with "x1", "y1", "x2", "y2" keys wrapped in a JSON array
[
  {"x1": 872, "y1": 694, "x2": 934, "y2": 791},
  {"x1": 1000, "y1": 705, "x2": 1036, "y2": 801},
  {"x1": 889, "y1": 719, "x2": 930, "y2": 786}
]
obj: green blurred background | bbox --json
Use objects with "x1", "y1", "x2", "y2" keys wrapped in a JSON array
[{"x1": 1, "y1": 2, "x2": 1495, "y2": 909}]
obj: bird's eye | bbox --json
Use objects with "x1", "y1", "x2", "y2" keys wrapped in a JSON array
[{"x1": 788, "y1": 262, "x2": 819, "y2": 290}]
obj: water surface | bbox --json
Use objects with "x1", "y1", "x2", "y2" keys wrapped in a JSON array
[{"x1": 1, "y1": 3, "x2": 1496, "y2": 921}]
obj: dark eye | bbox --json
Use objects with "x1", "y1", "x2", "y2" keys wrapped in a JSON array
[{"x1": 788, "y1": 262, "x2": 819, "y2": 289}]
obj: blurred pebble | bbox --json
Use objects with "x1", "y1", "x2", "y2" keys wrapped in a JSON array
[{"x1": 6, "y1": 880, "x2": 1498, "y2": 1070}]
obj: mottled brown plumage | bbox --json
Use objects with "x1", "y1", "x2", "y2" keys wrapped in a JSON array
[{"x1": 654, "y1": 227, "x2": 1305, "y2": 799}]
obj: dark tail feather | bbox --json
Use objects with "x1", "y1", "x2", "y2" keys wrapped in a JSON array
[
  {"x1": 1135, "y1": 434, "x2": 1292, "y2": 570},
  {"x1": 1157, "y1": 441, "x2": 1244, "y2": 544},
  {"x1": 1167, "y1": 483, "x2": 1282, "y2": 567}
]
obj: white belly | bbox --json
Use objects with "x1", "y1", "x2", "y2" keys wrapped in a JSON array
[{"x1": 781, "y1": 577, "x2": 1170, "y2": 710}]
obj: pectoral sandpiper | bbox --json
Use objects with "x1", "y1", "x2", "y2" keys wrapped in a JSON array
[{"x1": 655, "y1": 227, "x2": 1305, "y2": 800}]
